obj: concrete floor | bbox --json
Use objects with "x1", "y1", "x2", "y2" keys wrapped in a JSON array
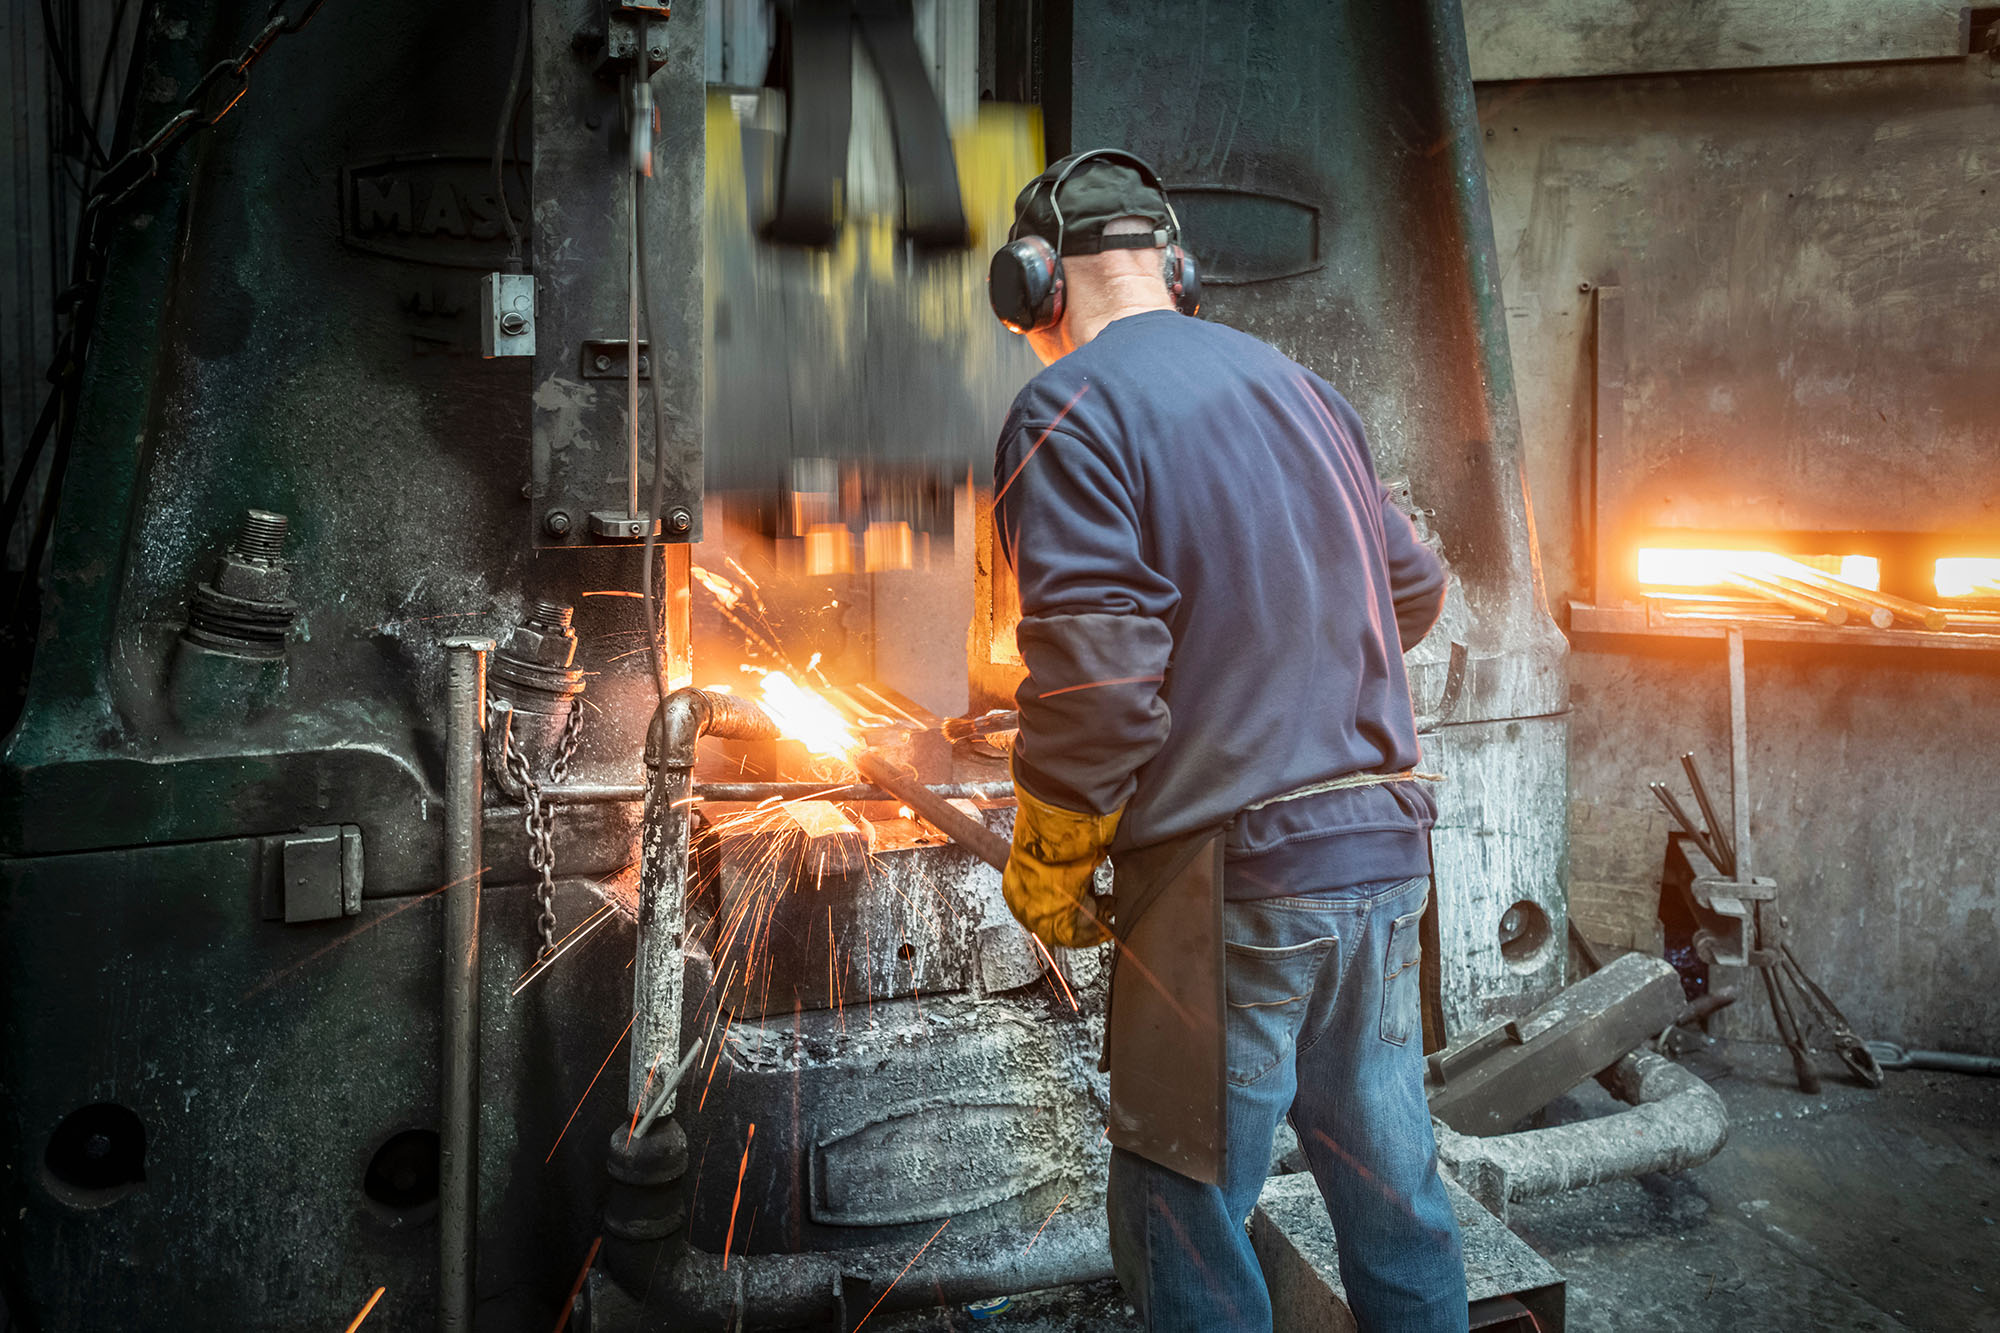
[{"x1": 875, "y1": 1039, "x2": 2000, "y2": 1333}]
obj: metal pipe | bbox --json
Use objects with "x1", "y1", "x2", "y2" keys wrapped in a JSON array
[
  {"x1": 694, "y1": 779, "x2": 1015, "y2": 803},
  {"x1": 1727, "y1": 628, "x2": 1751, "y2": 880},
  {"x1": 1433, "y1": 1050, "x2": 1729, "y2": 1223},
  {"x1": 852, "y1": 749, "x2": 1012, "y2": 870},
  {"x1": 599, "y1": 1206, "x2": 1115, "y2": 1330},
  {"x1": 631, "y1": 689, "x2": 780, "y2": 1101},
  {"x1": 484, "y1": 779, "x2": 1018, "y2": 807},
  {"x1": 440, "y1": 637, "x2": 494, "y2": 1333}
]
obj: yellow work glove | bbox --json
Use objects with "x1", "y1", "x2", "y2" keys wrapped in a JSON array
[{"x1": 1004, "y1": 773, "x2": 1120, "y2": 950}]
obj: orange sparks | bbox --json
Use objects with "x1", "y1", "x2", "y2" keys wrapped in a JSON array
[
  {"x1": 722, "y1": 1123, "x2": 757, "y2": 1271},
  {"x1": 547, "y1": 1012, "x2": 636, "y2": 1164},
  {"x1": 343, "y1": 1286, "x2": 386, "y2": 1333},
  {"x1": 994, "y1": 383, "x2": 1090, "y2": 506},
  {"x1": 1022, "y1": 1193, "x2": 1070, "y2": 1256},
  {"x1": 1029, "y1": 935, "x2": 1080, "y2": 1014},
  {"x1": 1039, "y1": 674, "x2": 1165, "y2": 699},
  {"x1": 853, "y1": 1218, "x2": 952, "y2": 1331},
  {"x1": 550, "y1": 1236, "x2": 602, "y2": 1333}
]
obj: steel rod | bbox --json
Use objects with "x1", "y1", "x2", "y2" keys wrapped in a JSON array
[
  {"x1": 1722, "y1": 571, "x2": 1846, "y2": 625},
  {"x1": 626, "y1": 155, "x2": 640, "y2": 519},
  {"x1": 852, "y1": 750, "x2": 1012, "y2": 871},
  {"x1": 1763, "y1": 572, "x2": 1891, "y2": 628},
  {"x1": 1727, "y1": 628, "x2": 1751, "y2": 880},
  {"x1": 1678, "y1": 753, "x2": 1735, "y2": 877},
  {"x1": 440, "y1": 637, "x2": 494, "y2": 1333},
  {"x1": 1784, "y1": 565, "x2": 1947, "y2": 630},
  {"x1": 1649, "y1": 782, "x2": 1725, "y2": 872},
  {"x1": 500, "y1": 779, "x2": 1018, "y2": 806},
  {"x1": 694, "y1": 780, "x2": 1015, "y2": 804}
]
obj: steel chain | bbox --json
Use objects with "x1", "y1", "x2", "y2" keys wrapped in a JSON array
[
  {"x1": 490, "y1": 701, "x2": 585, "y2": 962},
  {"x1": 91, "y1": 0, "x2": 332, "y2": 214}
]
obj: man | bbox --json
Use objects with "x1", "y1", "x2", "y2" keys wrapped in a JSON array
[{"x1": 988, "y1": 150, "x2": 1468, "y2": 1332}]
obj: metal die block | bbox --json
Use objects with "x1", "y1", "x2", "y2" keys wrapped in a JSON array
[
  {"x1": 703, "y1": 821, "x2": 984, "y2": 1018},
  {"x1": 280, "y1": 824, "x2": 364, "y2": 923},
  {"x1": 479, "y1": 272, "x2": 536, "y2": 358},
  {"x1": 674, "y1": 987, "x2": 1108, "y2": 1256},
  {"x1": 1253, "y1": 1172, "x2": 1565, "y2": 1332},
  {"x1": 1426, "y1": 951, "x2": 1686, "y2": 1136}
]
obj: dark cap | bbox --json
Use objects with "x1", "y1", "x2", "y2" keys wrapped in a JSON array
[{"x1": 1008, "y1": 150, "x2": 1178, "y2": 256}]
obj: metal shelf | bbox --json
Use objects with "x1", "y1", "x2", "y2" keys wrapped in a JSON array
[{"x1": 1566, "y1": 601, "x2": 2000, "y2": 653}]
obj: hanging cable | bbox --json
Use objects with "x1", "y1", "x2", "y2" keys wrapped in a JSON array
[{"x1": 492, "y1": 0, "x2": 529, "y2": 270}]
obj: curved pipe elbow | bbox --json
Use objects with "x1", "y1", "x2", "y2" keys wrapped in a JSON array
[
  {"x1": 1435, "y1": 1050, "x2": 1728, "y2": 1221},
  {"x1": 646, "y1": 687, "x2": 782, "y2": 771}
]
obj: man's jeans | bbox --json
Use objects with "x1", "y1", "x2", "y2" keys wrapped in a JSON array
[{"x1": 1107, "y1": 875, "x2": 1468, "y2": 1332}]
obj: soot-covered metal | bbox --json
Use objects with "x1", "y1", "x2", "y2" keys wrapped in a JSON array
[{"x1": 2, "y1": 2, "x2": 1559, "y2": 1329}]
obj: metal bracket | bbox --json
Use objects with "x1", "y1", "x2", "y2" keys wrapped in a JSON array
[
  {"x1": 580, "y1": 339, "x2": 651, "y2": 379},
  {"x1": 479, "y1": 272, "x2": 536, "y2": 358},
  {"x1": 1689, "y1": 874, "x2": 1777, "y2": 967},
  {"x1": 274, "y1": 824, "x2": 364, "y2": 923}
]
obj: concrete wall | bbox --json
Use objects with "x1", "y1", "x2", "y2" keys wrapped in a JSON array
[{"x1": 1472, "y1": 29, "x2": 2000, "y2": 1048}]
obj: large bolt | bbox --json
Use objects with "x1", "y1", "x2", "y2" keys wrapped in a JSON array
[
  {"x1": 667, "y1": 508, "x2": 692, "y2": 534},
  {"x1": 544, "y1": 510, "x2": 573, "y2": 537},
  {"x1": 232, "y1": 510, "x2": 288, "y2": 563},
  {"x1": 529, "y1": 600, "x2": 574, "y2": 631},
  {"x1": 593, "y1": 353, "x2": 613, "y2": 373}
]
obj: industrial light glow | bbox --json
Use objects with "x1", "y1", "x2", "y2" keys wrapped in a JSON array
[
  {"x1": 755, "y1": 671, "x2": 859, "y2": 757},
  {"x1": 1935, "y1": 557, "x2": 2000, "y2": 599},
  {"x1": 1636, "y1": 548, "x2": 1880, "y2": 591}
]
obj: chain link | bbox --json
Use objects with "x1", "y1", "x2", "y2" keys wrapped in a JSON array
[
  {"x1": 90, "y1": 0, "x2": 332, "y2": 215},
  {"x1": 491, "y1": 701, "x2": 585, "y2": 962}
]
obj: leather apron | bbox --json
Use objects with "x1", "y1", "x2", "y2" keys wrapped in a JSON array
[{"x1": 1101, "y1": 783, "x2": 1447, "y2": 1186}]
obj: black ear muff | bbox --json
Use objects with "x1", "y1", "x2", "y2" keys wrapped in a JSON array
[
  {"x1": 1163, "y1": 243, "x2": 1201, "y2": 317},
  {"x1": 988, "y1": 234, "x2": 1066, "y2": 334}
]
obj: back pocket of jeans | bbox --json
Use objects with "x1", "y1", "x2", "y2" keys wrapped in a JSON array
[
  {"x1": 1379, "y1": 904, "x2": 1427, "y2": 1047},
  {"x1": 1224, "y1": 936, "x2": 1337, "y2": 1087}
]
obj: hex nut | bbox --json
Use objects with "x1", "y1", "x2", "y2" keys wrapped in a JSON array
[
  {"x1": 544, "y1": 510, "x2": 573, "y2": 536},
  {"x1": 500, "y1": 623, "x2": 576, "y2": 669},
  {"x1": 213, "y1": 552, "x2": 291, "y2": 602}
]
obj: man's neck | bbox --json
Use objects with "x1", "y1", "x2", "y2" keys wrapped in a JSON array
[{"x1": 1067, "y1": 276, "x2": 1175, "y2": 347}]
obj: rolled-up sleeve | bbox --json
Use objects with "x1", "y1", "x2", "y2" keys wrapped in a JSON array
[{"x1": 995, "y1": 421, "x2": 1177, "y2": 816}]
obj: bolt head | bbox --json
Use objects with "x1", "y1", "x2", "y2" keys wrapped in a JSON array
[
  {"x1": 500, "y1": 622, "x2": 577, "y2": 668},
  {"x1": 499, "y1": 311, "x2": 529, "y2": 336},
  {"x1": 628, "y1": 522, "x2": 643, "y2": 536},
  {"x1": 593, "y1": 354, "x2": 613, "y2": 372},
  {"x1": 636, "y1": 354, "x2": 650, "y2": 375},
  {"x1": 668, "y1": 508, "x2": 692, "y2": 534},
  {"x1": 544, "y1": 510, "x2": 573, "y2": 536}
]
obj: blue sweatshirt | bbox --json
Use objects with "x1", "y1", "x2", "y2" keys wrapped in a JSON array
[{"x1": 993, "y1": 310, "x2": 1446, "y2": 897}]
